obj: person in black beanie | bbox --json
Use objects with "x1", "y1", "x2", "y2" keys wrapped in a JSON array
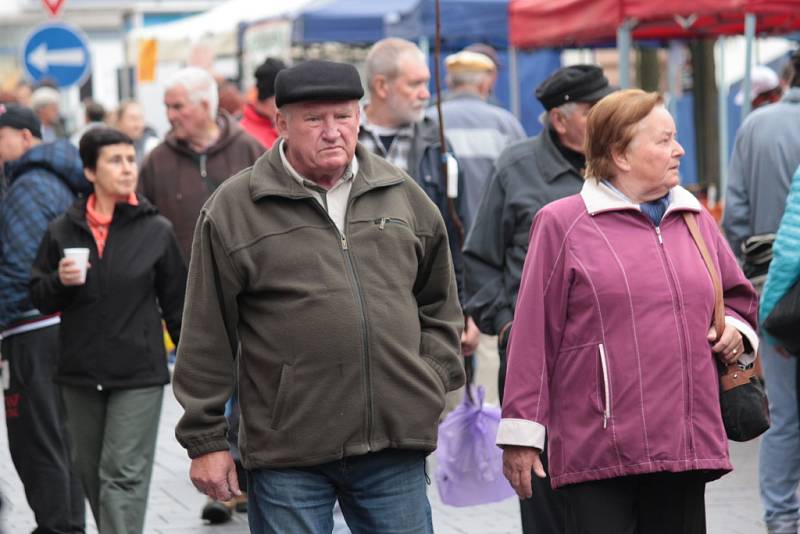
[{"x1": 240, "y1": 57, "x2": 287, "y2": 148}]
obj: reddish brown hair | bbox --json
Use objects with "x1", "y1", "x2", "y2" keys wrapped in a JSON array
[{"x1": 584, "y1": 89, "x2": 664, "y2": 180}]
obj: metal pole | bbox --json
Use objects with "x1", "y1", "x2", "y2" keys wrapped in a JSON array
[
  {"x1": 617, "y1": 20, "x2": 633, "y2": 88},
  {"x1": 742, "y1": 13, "x2": 756, "y2": 119},
  {"x1": 509, "y1": 45, "x2": 521, "y2": 119},
  {"x1": 717, "y1": 38, "x2": 729, "y2": 200},
  {"x1": 667, "y1": 40, "x2": 680, "y2": 119}
]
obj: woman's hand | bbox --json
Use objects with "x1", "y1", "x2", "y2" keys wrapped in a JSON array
[
  {"x1": 502, "y1": 445, "x2": 546, "y2": 499},
  {"x1": 708, "y1": 323, "x2": 745, "y2": 364},
  {"x1": 58, "y1": 257, "x2": 88, "y2": 286}
]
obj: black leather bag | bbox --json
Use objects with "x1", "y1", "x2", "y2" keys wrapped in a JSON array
[
  {"x1": 684, "y1": 213, "x2": 770, "y2": 442},
  {"x1": 763, "y1": 277, "x2": 800, "y2": 355}
]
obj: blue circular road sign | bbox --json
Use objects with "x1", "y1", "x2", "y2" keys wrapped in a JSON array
[{"x1": 21, "y1": 22, "x2": 91, "y2": 88}]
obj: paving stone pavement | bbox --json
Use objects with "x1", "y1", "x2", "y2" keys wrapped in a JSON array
[{"x1": 1, "y1": 386, "x2": 766, "y2": 533}]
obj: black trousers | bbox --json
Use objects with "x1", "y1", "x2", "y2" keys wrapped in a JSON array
[
  {"x1": 2, "y1": 326, "x2": 85, "y2": 534},
  {"x1": 561, "y1": 472, "x2": 707, "y2": 534},
  {"x1": 499, "y1": 344, "x2": 569, "y2": 534}
]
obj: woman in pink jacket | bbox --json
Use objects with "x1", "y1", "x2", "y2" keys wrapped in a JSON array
[{"x1": 498, "y1": 89, "x2": 759, "y2": 534}]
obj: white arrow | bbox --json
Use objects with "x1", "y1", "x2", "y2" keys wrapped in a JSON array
[{"x1": 28, "y1": 42, "x2": 85, "y2": 72}]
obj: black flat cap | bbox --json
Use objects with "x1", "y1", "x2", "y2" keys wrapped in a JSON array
[
  {"x1": 275, "y1": 60, "x2": 364, "y2": 108},
  {"x1": 0, "y1": 104, "x2": 42, "y2": 139},
  {"x1": 255, "y1": 57, "x2": 286, "y2": 101},
  {"x1": 536, "y1": 65, "x2": 614, "y2": 111}
]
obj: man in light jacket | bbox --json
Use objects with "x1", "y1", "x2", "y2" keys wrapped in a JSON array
[{"x1": 173, "y1": 60, "x2": 464, "y2": 532}]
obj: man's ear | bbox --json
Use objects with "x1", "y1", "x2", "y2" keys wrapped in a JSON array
[
  {"x1": 21, "y1": 129, "x2": 37, "y2": 149},
  {"x1": 275, "y1": 108, "x2": 289, "y2": 138},
  {"x1": 371, "y1": 75, "x2": 390, "y2": 100},
  {"x1": 549, "y1": 109, "x2": 566, "y2": 136}
]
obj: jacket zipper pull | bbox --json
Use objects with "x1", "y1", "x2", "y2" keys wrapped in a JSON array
[
  {"x1": 379, "y1": 218, "x2": 386, "y2": 230},
  {"x1": 655, "y1": 226, "x2": 663, "y2": 245},
  {"x1": 200, "y1": 154, "x2": 207, "y2": 178},
  {"x1": 341, "y1": 234, "x2": 348, "y2": 250}
]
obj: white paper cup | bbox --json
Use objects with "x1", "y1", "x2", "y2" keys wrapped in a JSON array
[{"x1": 63, "y1": 248, "x2": 90, "y2": 284}]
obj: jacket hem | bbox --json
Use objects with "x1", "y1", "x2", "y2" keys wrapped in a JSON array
[
  {"x1": 551, "y1": 458, "x2": 732, "y2": 489},
  {"x1": 241, "y1": 438, "x2": 436, "y2": 470}
]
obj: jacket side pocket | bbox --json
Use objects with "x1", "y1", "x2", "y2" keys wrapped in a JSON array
[
  {"x1": 270, "y1": 364, "x2": 291, "y2": 431},
  {"x1": 599, "y1": 344, "x2": 611, "y2": 429}
]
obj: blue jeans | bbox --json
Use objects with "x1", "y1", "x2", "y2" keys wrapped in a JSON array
[
  {"x1": 759, "y1": 342, "x2": 800, "y2": 533},
  {"x1": 247, "y1": 448, "x2": 433, "y2": 534}
]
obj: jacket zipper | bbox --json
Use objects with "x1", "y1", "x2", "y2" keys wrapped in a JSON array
[
  {"x1": 599, "y1": 343, "x2": 611, "y2": 428},
  {"x1": 653, "y1": 223, "x2": 694, "y2": 455},
  {"x1": 308, "y1": 199, "x2": 373, "y2": 449}
]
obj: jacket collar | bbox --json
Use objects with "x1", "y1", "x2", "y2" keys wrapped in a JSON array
[
  {"x1": 535, "y1": 126, "x2": 581, "y2": 184},
  {"x1": 580, "y1": 178, "x2": 701, "y2": 216},
  {"x1": 250, "y1": 143, "x2": 403, "y2": 202}
]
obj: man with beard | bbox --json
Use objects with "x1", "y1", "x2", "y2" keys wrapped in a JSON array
[{"x1": 359, "y1": 38, "x2": 473, "y2": 366}]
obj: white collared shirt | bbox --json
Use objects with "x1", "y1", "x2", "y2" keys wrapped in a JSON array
[{"x1": 279, "y1": 139, "x2": 358, "y2": 233}]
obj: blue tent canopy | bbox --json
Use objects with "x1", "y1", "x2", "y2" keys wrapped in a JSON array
[
  {"x1": 387, "y1": 0, "x2": 510, "y2": 49},
  {"x1": 293, "y1": 0, "x2": 417, "y2": 44}
]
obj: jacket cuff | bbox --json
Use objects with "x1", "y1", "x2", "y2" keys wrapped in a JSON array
[
  {"x1": 493, "y1": 308, "x2": 514, "y2": 337},
  {"x1": 185, "y1": 437, "x2": 230, "y2": 460},
  {"x1": 726, "y1": 315, "x2": 758, "y2": 366},
  {"x1": 496, "y1": 418, "x2": 546, "y2": 450}
]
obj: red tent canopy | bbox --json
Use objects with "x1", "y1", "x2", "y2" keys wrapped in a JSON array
[{"x1": 509, "y1": 0, "x2": 800, "y2": 48}]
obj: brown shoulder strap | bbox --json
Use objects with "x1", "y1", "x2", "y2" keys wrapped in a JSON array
[
  {"x1": 683, "y1": 212, "x2": 756, "y2": 390},
  {"x1": 683, "y1": 212, "x2": 725, "y2": 339}
]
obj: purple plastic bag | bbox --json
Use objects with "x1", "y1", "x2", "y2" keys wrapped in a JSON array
[{"x1": 435, "y1": 386, "x2": 516, "y2": 507}]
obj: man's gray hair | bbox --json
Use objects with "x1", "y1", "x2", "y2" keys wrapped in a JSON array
[
  {"x1": 539, "y1": 101, "x2": 579, "y2": 125},
  {"x1": 365, "y1": 38, "x2": 425, "y2": 95},
  {"x1": 447, "y1": 70, "x2": 491, "y2": 89},
  {"x1": 165, "y1": 66, "x2": 218, "y2": 120},
  {"x1": 30, "y1": 87, "x2": 59, "y2": 112}
]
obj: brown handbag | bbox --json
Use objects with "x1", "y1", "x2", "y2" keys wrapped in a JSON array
[{"x1": 683, "y1": 212, "x2": 770, "y2": 442}]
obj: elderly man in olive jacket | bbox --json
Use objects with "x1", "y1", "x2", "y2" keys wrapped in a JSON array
[{"x1": 173, "y1": 60, "x2": 464, "y2": 532}]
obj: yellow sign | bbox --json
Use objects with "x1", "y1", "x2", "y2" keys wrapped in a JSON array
[{"x1": 137, "y1": 39, "x2": 158, "y2": 83}]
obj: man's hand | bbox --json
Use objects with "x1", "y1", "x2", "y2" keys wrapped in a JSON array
[
  {"x1": 190, "y1": 450, "x2": 241, "y2": 502},
  {"x1": 461, "y1": 316, "x2": 480, "y2": 356},
  {"x1": 502, "y1": 445, "x2": 546, "y2": 499},
  {"x1": 708, "y1": 324, "x2": 745, "y2": 364}
]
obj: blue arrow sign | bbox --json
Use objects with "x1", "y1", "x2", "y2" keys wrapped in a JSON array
[{"x1": 21, "y1": 22, "x2": 91, "y2": 88}]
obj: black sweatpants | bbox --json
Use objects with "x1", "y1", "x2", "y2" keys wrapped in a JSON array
[
  {"x1": 2, "y1": 325, "x2": 85, "y2": 534},
  {"x1": 561, "y1": 472, "x2": 707, "y2": 534}
]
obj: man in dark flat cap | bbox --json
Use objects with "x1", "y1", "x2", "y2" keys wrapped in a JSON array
[
  {"x1": 463, "y1": 64, "x2": 614, "y2": 534},
  {"x1": 173, "y1": 59, "x2": 464, "y2": 532}
]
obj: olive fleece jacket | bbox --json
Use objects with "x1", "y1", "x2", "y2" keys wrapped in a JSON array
[{"x1": 173, "y1": 143, "x2": 465, "y2": 468}]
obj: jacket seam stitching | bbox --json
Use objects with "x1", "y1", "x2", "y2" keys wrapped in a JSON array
[
  {"x1": 587, "y1": 216, "x2": 652, "y2": 462},
  {"x1": 569, "y1": 251, "x2": 624, "y2": 466}
]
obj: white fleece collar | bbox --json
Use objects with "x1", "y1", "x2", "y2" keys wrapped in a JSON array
[{"x1": 580, "y1": 179, "x2": 701, "y2": 216}]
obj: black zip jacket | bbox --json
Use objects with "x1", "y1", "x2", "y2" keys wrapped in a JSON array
[{"x1": 29, "y1": 195, "x2": 186, "y2": 390}]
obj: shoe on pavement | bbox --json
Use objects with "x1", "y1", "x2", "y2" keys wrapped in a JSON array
[{"x1": 201, "y1": 498, "x2": 232, "y2": 524}]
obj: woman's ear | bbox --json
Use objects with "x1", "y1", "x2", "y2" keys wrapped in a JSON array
[{"x1": 611, "y1": 146, "x2": 630, "y2": 174}]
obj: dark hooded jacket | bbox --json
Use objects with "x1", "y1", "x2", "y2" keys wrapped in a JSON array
[
  {"x1": 138, "y1": 112, "x2": 264, "y2": 259},
  {"x1": 29, "y1": 195, "x2": 186, "y2": 390},
  {"x1": 0, "y1": 139, "x2": 90, "y2": 330}
]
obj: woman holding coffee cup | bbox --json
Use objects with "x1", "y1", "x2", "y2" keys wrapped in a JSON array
[{"x1": 30, "y1": 127, "x2": 186, "y2": 534}]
